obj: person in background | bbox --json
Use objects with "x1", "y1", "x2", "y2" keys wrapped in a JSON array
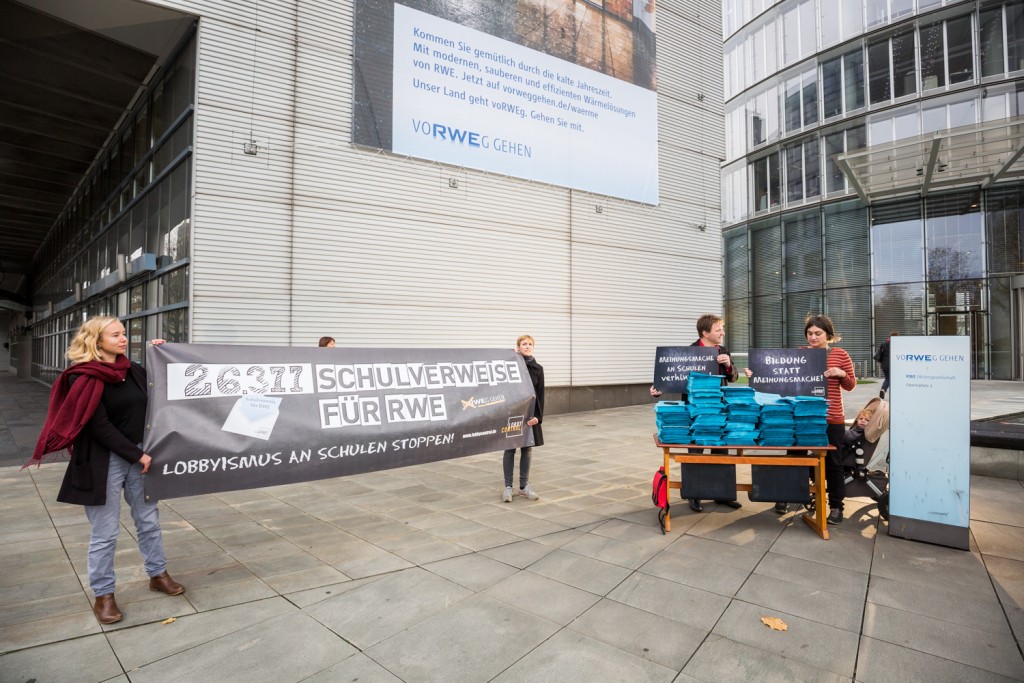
[
  {"x1": 318, "y1": 336, "x2": 335, "y2": 347},
  {"x1": 502, "y1": 334, "x2": 544, "y2": 503},
  {"x1": 30, "y1": 317, "x2": 184, "y2": 625},
  {"x1": 874, "y1": 331, "x2": 898, "y2": 398},
  {"x1": 651, "y1": 314, "x2": 742, "y2": 513}
]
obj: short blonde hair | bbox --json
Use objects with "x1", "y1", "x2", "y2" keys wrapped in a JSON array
[
  {"x1": 857, "y1": 407, "x2": 875, "y2": 422},
  {"x1": 66, "y1": 316, "x2": 122, "y2": 364},
  {"x1": 516, "y1": 334, "x2": 534, "y2": 347}
]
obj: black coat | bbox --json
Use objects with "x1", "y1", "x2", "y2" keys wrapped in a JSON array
[
  {"x1": 525, "y1": 356, "x2": 545, "y2": 448},
  {"x1": 57, "y1": 362, "x2": 148, "y2": 506}
]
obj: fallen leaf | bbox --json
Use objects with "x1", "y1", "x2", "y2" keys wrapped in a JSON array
[
  {"x1": 760, "y1": 615, "x2": 787, "y2": 631},
  {"x1": 161, "y1": 617, "x2": 176, "y2": 625}
]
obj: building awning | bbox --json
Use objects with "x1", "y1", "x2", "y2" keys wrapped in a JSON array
[{"x1": 836, "y1": 115, "x2": 1024, "y2": 205}]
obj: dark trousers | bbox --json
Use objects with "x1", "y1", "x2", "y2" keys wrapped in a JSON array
[{"x1": 824, "y1": 423, "x2": 847, "y2": 511}]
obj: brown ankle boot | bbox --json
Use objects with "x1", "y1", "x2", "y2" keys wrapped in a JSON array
[
  {"x1": 149, "y1": 571, "x2": 185, "y2": 596},
  {"x1": 93, "y1": 594, "x2": 122, "y2": 624}
]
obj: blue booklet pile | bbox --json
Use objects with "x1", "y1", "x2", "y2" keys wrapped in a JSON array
[
  {"x1": 686, "y1": 372, "x2": 725, "y2": 446},
  {"x1": 755, "y1": 393, "x2": 795, "y2": 446},
  {"x1": 654, "y1": 401, "x2": 691, "y2": 444},
  {"x1": 792, "y1": 396, "x2": 829, "y2": 446},
  {"x1": 722, "y1": 386, "x2": 760, "y2": 444}
]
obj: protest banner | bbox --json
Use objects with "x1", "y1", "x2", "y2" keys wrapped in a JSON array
[
  {"x1": 652, "y1": 346, "x2": 718, "y2": 393},
  {"x1": 143, "y1": 343, "x2": 536, "y2": 500},
  {"x1": 746, "y1": 348, "x2": 827, "y2": 397}
]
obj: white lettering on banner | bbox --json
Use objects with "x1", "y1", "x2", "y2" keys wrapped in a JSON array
[{"x1": 168, "y1": 364, "x2": 315, "y2": 400}]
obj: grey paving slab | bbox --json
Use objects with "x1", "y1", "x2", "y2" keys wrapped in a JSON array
[
  {"x1": 106, "y1": 597, "x2": 294, "y2": 670},
  {"x1": 0, "y1": 632, "x2": 122, "y2": 683},
  {"x1": 685, "y1": 506, "x2": 789, "y2": 551},
  {"x1": 328, "y1": 539, "x2": 415, "y2": 578},
  {"x1": 589, "y1": 518, "x2": 678, "y2": 549},
  {"x1": 712, "y1": 599, "x2": 859, "y2": 677},
  {"x1": 558, "y1": 531, "x2": 661, "y2": 569},
  {"x1": 483, "y1": 569, "x2": 601, "y2": 625},
  {"x1": 568, "y1": 597, "x2": 707, "y2": 671},
  {"x1": 479, "y1": 538, "x2": 557, "y2": 568},
  {"x1": 386, "y1": 535, "x2": 472, "y2": 565},
  {"x1": 493, "y1": 628, "x2": 677, "y2": 683},
  {"x1": 0, "y1": 590, "x2": 93, "y2": 629},
  {"x1": 867, "y1": 574, "x2": 1009, "y2": 636},
  {"x1": 735, "y1": 571, "x2": 864, "y2": 632},
  {"x1": 682, "y1": 633, "x2": 849, "y2": 683},
  {"x1": 304, "y1": 567, "x2": 473, "y2": 649},
  {"x1": 526, "y1": 547, "x2": 633, "y2": 595},
  {"x1": 971, "y1": 520, "x2": 1024, "y2": 562},
  {"x1": 863, "y1": 602, "x2": 1024, "y2": 679},
  {"x1": 127, "y1": 611, "x2": 355, "y2": 683},
  {"x1": 366, "y1": 594, "x2": 559, "y2": 683},
  {"x1": 301, "y1": 653, "x2": 403, "y2": 683},
  {"x1": 985, "y1": 555, "x2": 1024, "y2": 646},
  {"x1": 870, "y1": 531, "x2": 998, "y2": 601},
  {"x1": 638, "y1": 546, "x2": 754, "y2": 597},
  {"x1": 969, "y1": 476, "x2": 1024, "y2": 527},
  {"x1": 607, "y1": 572, "x2": 731, "y2": 631},
  {"x1": 856, "y1": 635, "x2": 1023, "y2": 683},
  {"x1": 767, "y1": 513, "x2": 877, "y2": 573},
  {"x1": 423, "y1": 552, "x2": 520, "y2": 591},
  {"x1": 753, "y1": 550, "x2": 868, "y2": 601},
  {"x1": 0, "y1": 608, "x2": 99, "y2": 654},
  {"x1": 261, "y1": 565, "x2": 351, "y2": 594},
  {"x1": 185, "y1": 577, "x2": 278, "y2": 612}
]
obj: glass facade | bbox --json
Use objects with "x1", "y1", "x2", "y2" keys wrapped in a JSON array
[
  {"x1": 722, "y1": 0, "x2": 1024, "y2": 378},
  {"x1": 30, "y1": 32, "x2": 196, "y2": 383}
]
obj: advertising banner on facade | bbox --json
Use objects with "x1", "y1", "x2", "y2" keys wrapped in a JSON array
[
  {"x1": 353, "y1": 0, "x2": 658, "y2": 204},
  {"x1": 142, "y1": 344, "x2": 537, "y2": 500},
  {"x1": 746, "y1": 348, "x2": 827, "y2": 397},
  {"x1": 888, "y1": 335, "x2": 970, "y2": 550},
  {"x1": 652, "y1": 346, "x2": 718, "y2": 393}
]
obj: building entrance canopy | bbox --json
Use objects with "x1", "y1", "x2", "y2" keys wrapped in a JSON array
[{"x1": 836, "y1": 115, "x2": 1024, "y2": 205}]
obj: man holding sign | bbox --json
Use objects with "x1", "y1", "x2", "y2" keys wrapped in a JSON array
[{"x1": 651, "y1": 314, "x2": 741, "y2": 512}]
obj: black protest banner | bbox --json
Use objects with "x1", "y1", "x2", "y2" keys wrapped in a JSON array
[
  {"x1": 143, "y1": 344, "x2": 537, "y2": 500},
  {"x1": 652, "y1": 346, "x2": 718, "y2": 393},
  {"x1": 747, "y1": 348, "x2": 827, "y2": 397}
]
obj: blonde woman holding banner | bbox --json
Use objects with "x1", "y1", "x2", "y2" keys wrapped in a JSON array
[{"x1": 30, "y1": 316, "x2": 184, "y2": 624}]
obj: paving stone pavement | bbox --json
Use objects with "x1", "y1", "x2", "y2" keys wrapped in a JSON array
[{"x1": 1, "y1": 371, "x2": 1023, "y2": 682}]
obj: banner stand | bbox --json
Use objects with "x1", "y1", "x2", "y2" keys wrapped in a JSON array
[{"x1": 887, "y1": 336, "x2": 971, "y2": 551}]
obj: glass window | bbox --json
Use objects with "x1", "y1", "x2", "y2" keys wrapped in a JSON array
[
  {"x1": 804, "y1": 138, "x2": 821, "y2": 199},
  {"x1": 823, "y1": 57, "x2": 843, "y2": 118},
  {"x1": 751, "y1": 221, "x2": 784, "y2": 347},
  {"x1": 921, "y1": 22, "x2": 946, "y2": 90},
  {"x1": 821, "y1": 0, "x2": 840, "y2": 47},
  {"x1": 868, "y1": 39, "x2": 891, "y2": 104},
  {"x1": 845, "y1": 49, "x2": 865, "y2": 111},
  {"x1": 891, "y1": 0, "x2": 912, "y2": 20},
  {"x1": 1010, "y1": 2, "x2": 1024, "y2": 72},
  {"x1": 867, "y1": 0, "x2": 888, "y2": 29},
  {"x1": 785, "y1": 76, "x2": 802, "y2": 132},
  {"x1": 981, "y1": 8, "x2": 1006, "y2": 78},
  {"x1": 870, "y1": 115, "x2": 893, "y2": 145},
  {"x1": 947, "y1": 15, "x2": 974, "y2": 84},
  {"x1": 784, "y1": 6, "x2": 800, "y2": 65},
  {"x1": 784, "y1": 210, "x2": 823, "y2": 346},
  {"x1": 803, "y1": 71, "x2": 818, "y2": 126},
  {"x1": 922, "y1": 103, "x2": 947, "y2": 132},
  {"x1": 892, "y1": 31, "x2": 916, "y2": 98},
  {"x1": 948, "y1": 98, "x2": 977, "y2": 128},
  {"x1": 893, "y1": 108, "x2": 919, "y2": 141},
  {"x1": 786, "y1": 142, "x2": 804, "y2": 203},
  {"x1": 799, "y1": 0, "x2": 816, "y2": 59},
  {"x1": 842, "y1": 0, "x2": 863, "y2": 41},
  {"x1": 825, "y1": 132, "x2": 846, "y2": 193},
  {"x1": 926, "y1": 192, "x2": 984, "y2": 312}
]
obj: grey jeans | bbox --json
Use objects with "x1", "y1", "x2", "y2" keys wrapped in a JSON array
[
  {"x1": 503, "y1": 447, "x2": 532, "y2": 489},
  {"x1": 84, "y1": 452, "x2": 168, "y2": 596}
]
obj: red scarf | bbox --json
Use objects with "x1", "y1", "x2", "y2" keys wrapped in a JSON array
[{"x1": 26, "y1": 355, "x2": 131, "y2": 466}]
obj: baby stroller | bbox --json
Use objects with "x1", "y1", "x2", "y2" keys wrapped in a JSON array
[{"x1": 840, "y1": 397, "x2": 891, "y2": 520}]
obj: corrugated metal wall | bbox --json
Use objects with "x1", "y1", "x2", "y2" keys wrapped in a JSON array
[{"x1": 158, "y1": 0, "x2": 724, "y2": 388}]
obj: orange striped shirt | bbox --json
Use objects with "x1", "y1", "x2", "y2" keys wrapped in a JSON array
[{"x1": 824, "y1": 347, "x2": 856, "y2": 424}]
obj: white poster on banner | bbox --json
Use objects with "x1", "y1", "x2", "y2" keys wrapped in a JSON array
[{"x1": 888, "y1": 335, "x2": 970, "y2": 549}]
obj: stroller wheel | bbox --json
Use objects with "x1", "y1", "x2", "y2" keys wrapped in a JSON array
[{"x1": 877, "y1": 491, "x2": 890, "y2": 521}]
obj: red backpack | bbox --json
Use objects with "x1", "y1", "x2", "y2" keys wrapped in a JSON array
[{"x1": 652, "y1": 466, "x2": 670, "y2": 534}]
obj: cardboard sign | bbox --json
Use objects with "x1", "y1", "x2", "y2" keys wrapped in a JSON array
[
  {"x1": 747, "y1": 348, "x2": 827, "y2": 397},
  {"x1": 652, "y1": 346, "x2": 718, "y2": 393}
]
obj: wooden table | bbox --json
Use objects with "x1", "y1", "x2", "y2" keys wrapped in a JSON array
[{"x1": 655, "y1": 437, "x2": 834, "y2": 540}]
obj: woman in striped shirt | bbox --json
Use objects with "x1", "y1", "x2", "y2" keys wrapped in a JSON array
[{"x1": 804, "y1": 314, "x2": 857, "y2": 525}]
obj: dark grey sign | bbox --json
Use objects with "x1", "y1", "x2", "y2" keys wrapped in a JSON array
[
  {"x1": 747, "y1": 348, "x2": 827, "y2": 397},
  {"x1": 143, "y1": 344, "x2": 536, "y2": 500},
  {"x1": 652, "y1": 346, "x2": 718, "y2": 393}
]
